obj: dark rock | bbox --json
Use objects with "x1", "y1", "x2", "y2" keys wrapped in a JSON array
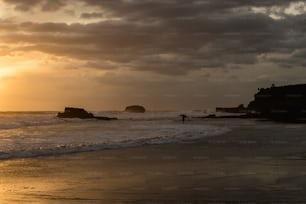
[
  {"x1": 206, "y1": 114, "x2": 216, "y2": 118},
  {"x1": 125, "y1": 105, "x2": 146, "y2": 113},
  {"x1": 216, "y1": 104, "x2": 248, "y2": 113},
  {"x1": 248, "y1": 84, "x2": 306, "y2": 118},
  {"x1": 203, "y1": 84, "x2": 306, "y2": 123},
  {"x1": 57, "y1": 107, "x2": 117, "y2": 120},
  {"x1": 57, "y1": 107, "x2": 94, "y2": 119},
  {"x1": 95, "y1": 116, "x2": 118, "y2": 120}
]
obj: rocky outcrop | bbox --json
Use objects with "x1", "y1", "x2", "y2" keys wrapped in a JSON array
[
  {"x1": 204, "y1": 84, "x2": 306, "y2": 122},
  {"x1": 216, "y1": 104, "x2": 248, "y2": 113},
  {"x1": 125, "y1": 105, "x2": 146, "y2": 113},
  {"x1": 57, "y1": 107, "x2": 117, "y2": 120},
  {"x1": 248, "y1": 84, "x2": 306, "y2": 118},
  {"x1": 57, "y1": 107, "x2": 94, "y2": 119},
  {"x1": 94, "y1": 116, "x2": 118, "y2": 120}
]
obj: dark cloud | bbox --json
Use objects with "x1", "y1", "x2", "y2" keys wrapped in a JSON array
[
  {"x1": 41, "y1": 0, "x2": 66, "y2": 11},
  {"x1": 81, "y1": 12, "x2": 104, "y2": 19},
  {"x1": 3, "y1": 0, "x2": 66, "y2": 11},
  {"x1": 1, "y1": 0, "x2": 306, "y2": 75},
  {"x1": 83, "y1": 0, "x2": 294, "y2": 20},
  {"x1": 3, "y1": 0, "x2": 294, "y2": 14},
  {"x1": 3, "y1": 0, "x2": 41, "y2": 11}
]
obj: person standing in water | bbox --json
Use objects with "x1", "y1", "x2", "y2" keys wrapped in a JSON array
[{"x1": 180, "y1": 114, "x2": 187, "y2": 124}]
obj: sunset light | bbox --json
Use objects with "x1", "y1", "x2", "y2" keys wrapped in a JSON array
[
  {"x1": 0, "y1": 0, "x2": 305, "y2": 111},
  {"x1": 1, "y1": 1, "x2": 306, "y2": 203}
]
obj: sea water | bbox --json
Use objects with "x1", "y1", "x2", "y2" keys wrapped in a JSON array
[{"x1": 0, "y1": 111, "x2": 230, "y2": 160}]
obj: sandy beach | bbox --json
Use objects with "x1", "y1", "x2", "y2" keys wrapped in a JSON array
[{"x1": 1, "y1": 119, "x2": 306, "y2": 203}]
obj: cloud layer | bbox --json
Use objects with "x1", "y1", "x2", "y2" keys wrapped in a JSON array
[
  {"x1": 1, "y1": 0, "x2": 306, "y2": 110},
  {"x1": 1, "y1": 0, "x2": 306, "y2": 75}
]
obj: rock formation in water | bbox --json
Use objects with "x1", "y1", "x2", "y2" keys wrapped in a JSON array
[
  {"x1": 125, "y1": 105, "x2": 146, "y2": 113},
  {"x1": 216, "y1": 104, "x2": 248, "y2": 113},
  {"x1": 57, "y1": 107, "x2": 94, "y2": 119},
  {"x1": 57, "y1": 107, "x2": 117, "y2": 120},
  {"x1": 248, "y1": 84, "x2": 306, "y2": 118}
]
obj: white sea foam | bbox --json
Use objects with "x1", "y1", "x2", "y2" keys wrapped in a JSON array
[{"x1": 0, "y1": 111, "x2": 230, "y2": 160}]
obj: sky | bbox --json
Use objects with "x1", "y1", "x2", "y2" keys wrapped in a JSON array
[{"x1": 0, "y1": 0, "x2": 306, "y2": 111}]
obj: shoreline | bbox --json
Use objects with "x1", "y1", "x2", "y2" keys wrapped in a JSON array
[
  {"x1": 1, "y1": 119, "x2": 306, "y2": 203},
  {"x1": 0, "y1": 119, "x2": 230, "y2": 161}
]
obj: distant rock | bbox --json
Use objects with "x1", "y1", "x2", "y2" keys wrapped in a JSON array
[
  {"x1": 94, "y1": 116, "x2": 118, "y2": 120},
  {"x1": 57, "y1": 107, "x2": 117, "y2": 120},
  {"x1": 125, "y1": 105, "x2": 146, "y2": 113},
  {"x1": 216, "y1": 104, "x2": 248, "y2": 113},
  {"x1": 206, "y1": 114, "x2": 216, "y2": 118},
  {"x1": 57, "y1": 107, "x2": 94, "y2": 119}
]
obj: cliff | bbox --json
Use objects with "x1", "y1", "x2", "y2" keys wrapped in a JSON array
[{"x1": 248, "y1": 84, "x2": 306, "y2": 117}]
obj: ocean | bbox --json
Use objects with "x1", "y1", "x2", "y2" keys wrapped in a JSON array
[{"x1": 0, "y1": 111, "x2": 229, "y2": 160}]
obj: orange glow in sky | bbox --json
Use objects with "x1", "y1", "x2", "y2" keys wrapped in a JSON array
[{"x1": 0, "y1": 0, "x2": 305, "y2": 111}]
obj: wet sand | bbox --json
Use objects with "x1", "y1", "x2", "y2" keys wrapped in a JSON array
[{"x1": 1, "y1": 119, "x2": 306, "y2": 203}]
